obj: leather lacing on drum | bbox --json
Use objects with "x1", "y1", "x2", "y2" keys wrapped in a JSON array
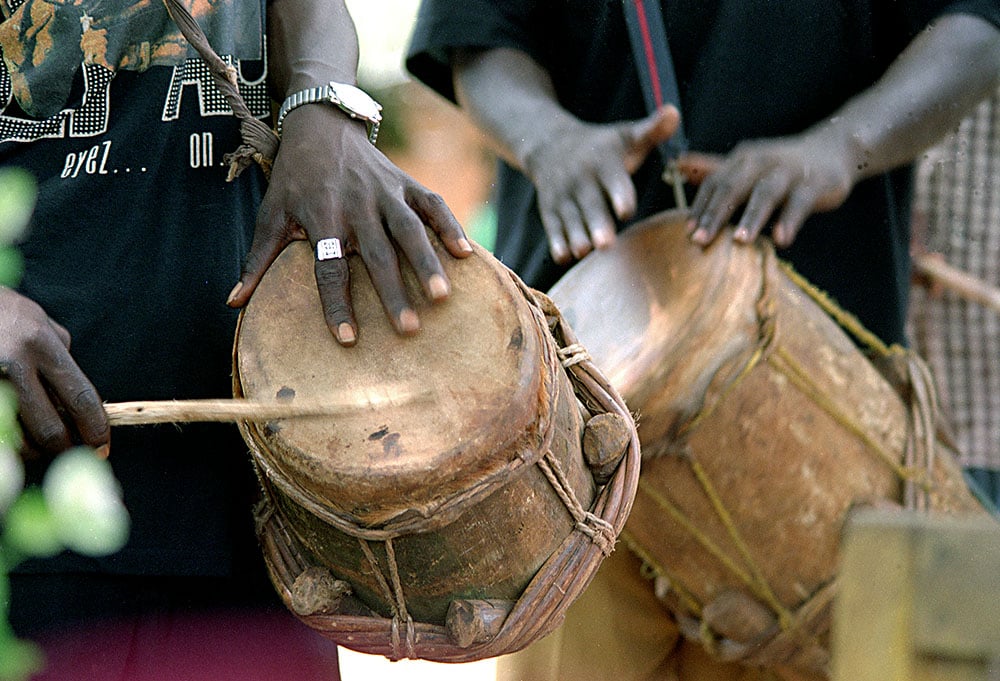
[
  {"x1": 357, "y1": 538, "x2": 417, "y2": 659},
  {"x1": 779, "y1": 261, "x2": 938, "y2": 511},
  {"x1": 553, "y1": 343, "x2": 617, "y2": 555},
  {"x1": 625, "y1": 243, "x2": 945, "y2": 673}
]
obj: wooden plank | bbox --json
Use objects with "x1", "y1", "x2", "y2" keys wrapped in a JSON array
[
  {"x1": 912, "y1": 515, "x2": 1000, "y2": 658},
  {"x1": 832, "y1": 509, "x2": 1000, "y2": 681},
  {"x1": 832, "y1": 509, "x2": 915, "y2": 681}
]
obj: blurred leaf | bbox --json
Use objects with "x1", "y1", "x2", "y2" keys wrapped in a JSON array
[
  {"x1": 0, "y1": 169, "x2": 35, "y2": 244},
  {"x1": 0, "y1": 382, "x2": 17, "y2": 416},
  {"x1": 0, "y1": 383, "x2": 22, "y2": 455},
  {"x1": 0, "y1": 446, "x2": 23, "y2": 516},
  {"x1": 43, "y1": 447, "x2": 130, "y2": 556},
  {"x1": 3, "y1": 489, "x2": 61, "y2": 559},
  {"x1": 0, "y1": 248, "x2": 23, "y2": 287},
  {"x1": 0, "y1": 634, "x2": 44, "y2": 681}
]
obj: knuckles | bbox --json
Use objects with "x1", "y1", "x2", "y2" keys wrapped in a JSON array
[{"x1": 32, "y1": 420, "x2": 72, "y2": 453}]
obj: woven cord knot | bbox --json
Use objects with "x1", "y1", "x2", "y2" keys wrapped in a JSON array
[
  {"x1": 162, "y1": 0, "x2": 279, "y2": 179},
  {"x1": 540, "y1": 451, "x2": 616, "y2": 555},
  {"x1": 558, "y1": 343, "x2": 591, "y2": 368},
  {"x1": 575, "y1": 512, "x2": 616, "y2": 555},
  {"x1": 902, "y1": 350, "x2": 938, "y2": 511}
]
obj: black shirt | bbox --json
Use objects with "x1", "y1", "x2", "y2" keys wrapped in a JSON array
[
  {"x1": 407, "y1": 0, "x2": 1000, "y2": 345},
  {"x1": 1, "y1": 0, "x2": 270, "y2": 584}
]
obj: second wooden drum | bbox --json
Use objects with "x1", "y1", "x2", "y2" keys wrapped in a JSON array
[{"x1": 548, "y1": 209, "x2": 984, "y2": 676}]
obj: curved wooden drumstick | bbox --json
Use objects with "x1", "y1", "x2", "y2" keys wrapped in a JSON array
[
  {"x1": 104, "y1": 392, "x2": 431, "y2": 426},
  {"x1": 912, "y1": 251, "x2": 1000, "y2": 314}
]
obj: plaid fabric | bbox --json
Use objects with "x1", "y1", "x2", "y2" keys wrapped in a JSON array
[{"x1": 909, "y1": 86, "x2": 1000, "y2": 471}]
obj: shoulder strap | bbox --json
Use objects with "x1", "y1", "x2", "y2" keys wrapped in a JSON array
[{"x1": 622, "y1": 0, "x2": 689, "y2": 207}]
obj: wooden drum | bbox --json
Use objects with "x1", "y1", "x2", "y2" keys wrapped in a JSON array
[
  {"x1": 547, "y1": 210, "x2": 985, "y2": 676},
  {"x1": 233, "y1": 238, "x2": 639, "y2": 662}
]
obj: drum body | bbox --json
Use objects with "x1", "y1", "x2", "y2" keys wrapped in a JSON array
[
  {"x1": 234, "y1": 238, "x2": 638, "y2": 662},
  {"x1": 548, "y1": 210, "x2": 983, "y2": 675}
]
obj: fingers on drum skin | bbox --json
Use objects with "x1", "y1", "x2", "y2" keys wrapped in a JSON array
[
  {"x1": 385, "y1": 206, "x2": 451, "y2": 302},
  {"x1": 314, "y1": 258, "x2": 358, "y2": 346},
  {"x1": 773, "y1": 186, "x2": 818, "y2": 247},
  {"x1": 687, "y1": 183, "x2": 726, "y2": 244},
  {"x1": 405, "y1": 188, "x2": 473, "y2": 257},
  {"x1": 597, "y1": 164, "x2": 637, "y2": 222},
  {"x1": 229, "y1": 240, "x2": 285, "y2": 307},
  {"x1": 356, "y1": 231, "x2": 420, "y2": 336},
  {"x1": 559, "y1": 200, "x2": 595, "y2": 260},
  {"x1": 229, "y1": 210, "x2": 303, "y2": 308},
  {"x1": 734, "y1": 169, "x2": 794, "y2": 242},
  {"x1": 576, "y1": 181, "x2": 617, "y2": 249},
  {"x1": 540, "y1": 206, "x2": 572, "y2": 265},
  {"x1": 690, "y1": 168, "x2": 755, "y2": 245}
]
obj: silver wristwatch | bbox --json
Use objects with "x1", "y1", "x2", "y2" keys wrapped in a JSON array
[{"x1": 276, "y1": 81, "x2": 383, "y2": 144}]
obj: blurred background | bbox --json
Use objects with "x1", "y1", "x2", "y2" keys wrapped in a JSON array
[{"x1": 347, "y1": 0, "x2": 498, "y2": 251}]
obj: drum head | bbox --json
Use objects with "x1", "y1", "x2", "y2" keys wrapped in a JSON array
[
  {"x1": 549, "y1": 210, "x2": 760, "y2": 444},
  {"x1": 235, "y1": 239, "x2": 545, "y2": 527}
]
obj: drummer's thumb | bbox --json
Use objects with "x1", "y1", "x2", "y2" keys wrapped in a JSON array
[
  {"x1": 624, "y1": 105, "x2": 680, "y2": 173},
  {"x1": 674, "y1": 152, "x2": 724, "y2": 186},
  {"x1": 227, "y1": 212, "x2": 299, "y2": 309}
]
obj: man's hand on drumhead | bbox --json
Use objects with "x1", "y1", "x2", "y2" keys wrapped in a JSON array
[
  {"x1": 680, "y1": 131, "x2": 855, "y2": 249},
  {"x1": 0, "y1": 287, "x2": 110, "y2": 458},
  {"x1": 226, "y1": 104, "x2": 473, "y2": 347},
  {"x1": 523, "y1": 105, "x2": 679, "y2": 265}
]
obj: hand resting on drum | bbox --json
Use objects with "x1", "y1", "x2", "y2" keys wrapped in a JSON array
[
  {"x1": 677, "y1": 131, "x2": 855, "y2": 249},
  {"x1": 519, "y1": 104, "x2": 680, "y2": 264},
  {"x1": 0, "y1": 287, "x2": 109, "y2": 458},
  {"x1": 681, "y1": 13, "x2": 1000, "y2": 250},
  {"x1": 453, "y1": 47, "x2": 679, "y2": 266},
  {"x1": 226, "y1": 104, "x2": 473, "y2": 347}
]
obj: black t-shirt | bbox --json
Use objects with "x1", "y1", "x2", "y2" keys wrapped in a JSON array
[
  {"x1": 1, "y1": 0, "x2": 271, "y2": 584},
  {"x1": 407, "y1": 0, "x2": 1000, "y2": 345}
]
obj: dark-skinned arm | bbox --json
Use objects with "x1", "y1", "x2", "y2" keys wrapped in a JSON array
[
  {"x1": 453, "y1": 47, "x2": 678, "y2": 264},
  {"x1": 683, "y1": 13, "x2": 1000, "y2": 248},
  {"x1": 227, "y1": 0, "x2": 472, "y2": 346}
]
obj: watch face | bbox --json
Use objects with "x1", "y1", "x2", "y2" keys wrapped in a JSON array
[{"x1": 331, "y1": 84, "x2": 382, "y2": 121}]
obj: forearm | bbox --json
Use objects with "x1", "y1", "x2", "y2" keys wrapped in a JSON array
[
  {"x1": 821, "y1": 13, "x2": 1000, "y2": 183},
  {"x1": 266, "y1": 0, "x2": 360, "y2": 100},
  {"x1": 453, "y1": 47, "x2": 579, "y2": 173}
]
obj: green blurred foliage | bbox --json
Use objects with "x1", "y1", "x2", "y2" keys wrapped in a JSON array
[
  {"x1": 3, "y1": 491, "x2": 62, "y2": 561},
  {"x1": 0, "y1": 169, "x2": 34, "y2": 244},
  {"x1": 43, "y1": 448, "x2": 130, "y2": 557},
  {"x1": 0, "y1": 168, "x2": 130, "y2": 680}
]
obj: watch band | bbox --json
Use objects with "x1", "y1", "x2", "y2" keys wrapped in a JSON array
[{"x1": 275, "y1": 82, "x2": 382, "y2": 144}]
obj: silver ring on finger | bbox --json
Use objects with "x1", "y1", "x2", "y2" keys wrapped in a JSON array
[{"x1": 316, "y1": 237, "x2": 344, "y2": 261}]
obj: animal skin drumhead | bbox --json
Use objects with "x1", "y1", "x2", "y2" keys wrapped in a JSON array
[{"x1": 234, "y1": 239, "x2": 546, "y2": 528}]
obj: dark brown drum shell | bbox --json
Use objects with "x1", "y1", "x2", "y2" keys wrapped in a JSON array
[
  {"x1": 255, "y1": 358, "x2": 589, "y2": 625},
  {"x1": 233, "y1": 237, "x2": 639, "y2": 662},
  {"x1": 548, "y1": 209, "x2": 986, "y2": 675}
]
